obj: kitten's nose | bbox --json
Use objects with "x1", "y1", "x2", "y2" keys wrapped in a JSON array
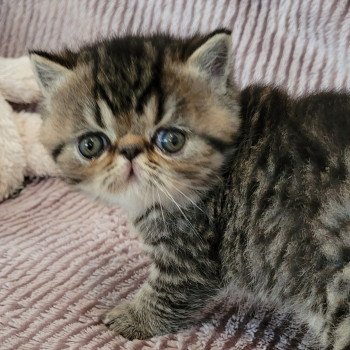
[{"x1": 120, "y1": 145, "x2": 142, "y2": 161}]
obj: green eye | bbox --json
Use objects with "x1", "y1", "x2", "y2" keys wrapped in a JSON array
[
  {"x1": 155, "y1": 129, "x2": 186, "y2": 153},
  {"x1": 78, "y1": 133, "x2": 110, "y2": 159}
]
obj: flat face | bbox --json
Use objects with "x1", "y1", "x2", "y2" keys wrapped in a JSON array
[{"x1": 35, "y1": 33, "x2": 240, "y2": 216}]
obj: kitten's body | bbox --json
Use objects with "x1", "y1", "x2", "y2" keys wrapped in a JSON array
[
  {"x1": 222, "y1": 86, "x2": 350, "y2": 347},
  {"x1": 30, "y1": 31, "x2": 350, "y2": 349}
]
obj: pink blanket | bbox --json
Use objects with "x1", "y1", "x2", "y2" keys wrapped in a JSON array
[{"x1": 1, "y1": 1, "x2": 350, "y2": 348}]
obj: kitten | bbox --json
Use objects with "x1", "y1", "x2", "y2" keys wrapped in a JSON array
[{"x1": 30, "y1": 30, "x2": 350, "y2": 349}]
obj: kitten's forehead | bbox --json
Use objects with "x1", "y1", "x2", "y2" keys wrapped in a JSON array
[
  {"x1": 69, "y1": 40, "x2": 163, "y2": 132},
  {"x1": 57, "y1": 58, "x2": 231, "y2": 145},
  {"x1": 53, "y1": 41, "x2": 171, "y2": 135},
  {"x1": 43, "y1": 32, "x2": 238, "y2": 150}
]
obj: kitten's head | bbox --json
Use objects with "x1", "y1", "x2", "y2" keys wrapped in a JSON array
[{"x1": 30, "y1": 30, "x2": 240, "y2": 216}]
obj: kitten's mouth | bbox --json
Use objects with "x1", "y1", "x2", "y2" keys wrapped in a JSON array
[
  {"x1": 126, "y1": 164, "x2": 137, "y2": 182},
  {"x1": 128, "y1": 168, "x2": 135, "y2": 179},
  {"x1": 123, "y1": 160, "x2": 140, "y2": 184}
]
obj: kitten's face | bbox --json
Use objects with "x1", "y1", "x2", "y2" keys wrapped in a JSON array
[{"x1": 31, "y1": 31, "x2": 240, "y2": 216}]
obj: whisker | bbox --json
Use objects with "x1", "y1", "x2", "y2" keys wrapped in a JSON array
[
  {"x1": 155, "y1": 181, "x2": 201, "y2": 237},
  {"x1": 139, "y1": 162, "x2": 207, "y2": 210},
  {"x1": 157, "y1": 189, "x2": 167, "y2": 232},
  {"x1": 166, "y1": 182, "x2": 205, "y2": 214}
]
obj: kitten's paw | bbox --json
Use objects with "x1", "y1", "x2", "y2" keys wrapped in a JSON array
[{"x1": 101, "y1": 303, "x2": 153, "y2": 340}]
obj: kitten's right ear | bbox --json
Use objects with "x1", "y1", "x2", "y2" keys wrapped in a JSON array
[
  {"x1": 187, "y1": 30, "x2": 232, "y2": 92},
  {"x1": 29, "y1": 51, "x2": 72, "y2": 95}
]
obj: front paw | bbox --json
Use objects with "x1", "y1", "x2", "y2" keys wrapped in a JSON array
[{"x1": 101, "y1": 303, "x2": 153, "y2": 340}]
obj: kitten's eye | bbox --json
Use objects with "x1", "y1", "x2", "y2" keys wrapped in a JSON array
[
  {"x1": 78, "y1": 132, "x2": 110, "y2": 159},
  {"x1": 155, "y1": 129, "x2": 186, "y2": 153}
]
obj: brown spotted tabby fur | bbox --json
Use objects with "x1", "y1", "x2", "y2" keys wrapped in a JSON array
[{"x1": 30, "y1": 30, "x2": 350, "y2": 349}]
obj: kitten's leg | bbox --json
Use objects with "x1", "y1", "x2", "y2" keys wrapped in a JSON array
[{"x1": 102, "y1": 262, "x2": 219, "y2": 339}]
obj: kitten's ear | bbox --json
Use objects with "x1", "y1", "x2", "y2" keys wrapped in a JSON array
[
  {"x1": 187, "y1": 30, "x2": 232, "y2": 91},
  {"x1": 29, "y1": 51, "x2": 73, "y2": 94}
]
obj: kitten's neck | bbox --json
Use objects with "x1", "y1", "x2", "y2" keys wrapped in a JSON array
[{"x1": 131, "y1": 188, "x2": 220, "y2": 242}]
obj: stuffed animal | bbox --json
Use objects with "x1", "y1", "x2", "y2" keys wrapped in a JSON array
[{"x1": 0, "y1": 56, "x2": 58, "y2": 202}]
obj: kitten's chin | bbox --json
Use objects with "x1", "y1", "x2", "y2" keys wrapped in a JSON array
[
  {"x1": 76, "y1": 179, "x2": 151, "y2": 219},
  {"x1": 107, "y1": 188, "x2": 150, "y2": 219}
]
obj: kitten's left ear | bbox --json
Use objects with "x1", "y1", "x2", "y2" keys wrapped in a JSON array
[
  {"x1": 29, "y1": 50, "x2": 74, "y2": 95},
  {"x1": 187, "y1": 30, "x2": 232, "y2": 92}
]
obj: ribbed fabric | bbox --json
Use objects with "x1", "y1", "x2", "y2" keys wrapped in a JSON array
[
  {"x1": 1, "y1": 0, "x2": 349, "y2": 349},
  {"x1": 0, "y1": 180, "x2": 317, "y2": 350}
]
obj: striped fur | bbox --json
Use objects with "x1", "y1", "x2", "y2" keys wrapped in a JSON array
[{"x1": 29, "y1": 30, "x2": 350, "y2": 349}]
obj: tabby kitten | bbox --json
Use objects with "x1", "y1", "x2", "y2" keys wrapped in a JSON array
[{"x1": 30, "y1": 30, "x2": 350, "y2": 349}]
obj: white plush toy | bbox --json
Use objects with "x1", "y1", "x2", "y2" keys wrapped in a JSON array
[{"x1": 0, "y1": 56, "x2": 58, "y2": 201}]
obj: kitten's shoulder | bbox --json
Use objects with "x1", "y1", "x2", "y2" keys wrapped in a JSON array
[{"x1": 239, "y1": 83, "x2": 350, "y2": 121}]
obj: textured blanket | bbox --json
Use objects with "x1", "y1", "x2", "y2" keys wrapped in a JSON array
[{"x1": 1, "y1": 1, "x2": 350, "y2": 349}]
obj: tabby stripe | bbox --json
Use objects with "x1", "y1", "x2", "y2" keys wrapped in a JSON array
[
  {"x1": 132, "y1": 63, "x2": 143, "y2": 91},
  {"x1": 264, "y1": 318, "x2": 292, "y2": 350},
  {"x1": 241, "y1": 313, "x2": 273, "y2": 350},
  {"x1": 92, "y1": 50, "x2": 105, "y2": 128},
  {"x1": 145, "y1": 293, "x2": 185, "y2": 320},
  {"x1": 288, "y1": 119, "x2": 329, "y2": 171},
  {"x1": 134, "y1": 204, "x2": 161, "y2": 225},
  {"x1": 155, "y1": 259, "x2": 198, "y2": 276},
  {"x1": 287, "y1": 329, "x2": 306, "y2": 349},
  {"x1": 52, "y1": 143, "x2": 65, "y2": 161},
  {"x1": 153, "y1": 51, "x2": 165, "y2": 124},
  {"x1": 135, "y1": 79, "x2": 154, "y2": 114},
  {"x1": 135, "y1": 50, "x2": 165, "y2": 119},
  {"x1": 200, "y1": 134, "x2": 234, "y2": 152},
  {"x1": 94, "y1": 102, "x2": 104, "y2": 128},
  {"x1": 340, "y1": 247, "x2": 350, "y2": 263},
  {"x1": 331, "y1": 301, "x2": 350, "y2": 331},
  {"x1": 155, "y1": 84, "x2": 165, "y2": 125},
  {"x1": 253, "y1": 174, "x2": 278, "y2": 223},
  {"x1": 97, "y1": 83, "x2": 116, "y2": 116},
  {"x1": 245, "y1": 179, "x2": 259, "y2": 215}
]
